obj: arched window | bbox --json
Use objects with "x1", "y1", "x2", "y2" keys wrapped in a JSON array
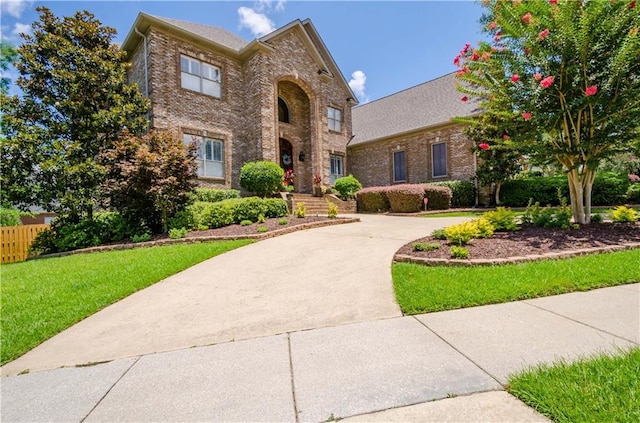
[{"x1": 278, "y1": 97, "x2": 290, "y2": 123}]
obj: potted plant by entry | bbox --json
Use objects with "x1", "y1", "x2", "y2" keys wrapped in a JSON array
[{"x1": 312, "y1": 174, "x2": 323, "y2": 197}]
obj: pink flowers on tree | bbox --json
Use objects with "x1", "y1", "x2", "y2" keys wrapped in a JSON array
[
  {"x1": 540, "y1": 76, "x2": 555, "y2": 89},
  {"x1": 522, "y1": 112, "x2": 532, "y2": 121},
  {"x1": 538, "y1": 29, "x2": 550, "y2": 41},
  {"x1": 522, "y1": 13, "x2": 532, "y2": 24},
  {"x1": 479, "y1": 143, "x2": 490, "y2": 151},
  {"x1": 511, "y1": 74, "x2": 520, "y2": 83},
  {"x1": 585, "y1": 85, "x2": 598, "y2": 96}
]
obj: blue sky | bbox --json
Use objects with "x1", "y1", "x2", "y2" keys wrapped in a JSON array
[{"x1": 1, "y1": 0, "x2": 489, "y2": 102}]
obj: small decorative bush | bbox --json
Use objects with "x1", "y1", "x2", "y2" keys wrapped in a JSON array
[
  {"x1": 132, "y1": 232, "x2": 152, "y2": 243},
  {"x1": 422, "y1": 185, "x2": 452, "y2": 210},
  {"x1": 590, "y1": 213, "x2": 604, "y2": 223},
  {"x1": 444, "y1": 221, "x2": 480, "y2": 246},
  {"x1": 168, "y1": 210, "x2": 194, "y2": 231},
  {"x1": 240, "y1": 220, "x2": 253, "y2": 226},
  {"x1": 278, "y1": 218, "x2": 288, "y2": 225},
  {"x1": 227, "y1": 197, "x2": 268, "y2": 223},
  {"x1": 334, "y1": 175, "x2": 362, "y2": 200},
  {"x1": 327, "y1": 201, "x2": 339, "y2": 218},
  {"x1": 169, "y1": 227, "x2": 188, "y2": 239},
  {"x1": 386, "y1": 184, "x2": 425, "y2": 213},
  {"x1": 256, "y1": 226, "x2": 268, "y2": 233},
  {"x1": 473, "y1": 217, "x2": 495, "y2": 238},
  {"x1": 295, "y1": 202, "x2": 306, "y2": 218},
  {"x1": 199, "y1": 202, "x2": 235, "y2": 229},
  {"x1": 522, "y1": 191, "x2": 573, "y2": 229},
  {"x1": 412, "y1": 242, "x2": 440, "y2": 252},
  {"x1": 610, "y1": 206, "x2": 639, "y2": 222},
  {"x1": 190, "y1": 188, "x2": 240, "y2": 203},
  {"x1": 431, "y1": 228, "x2": 447, "y2": 240},
  {"x1": 428, "y1": 180, "x2": 475, "y2": 208},
  {"x1": 239, "y1": 161, "x2": 285, "y2": 197},
  {"x1": 483, "y1": 207, "x2": 519, "y2": 231},
  {"x1": 257, "y1": 213, "x2": 266, "y2": 224},
  {"x1": 356, "y1": 187, "x2": 390, "y2": 213},
  {"x1": 450, "y1": 246, "x2": 469, "y2": 259}
]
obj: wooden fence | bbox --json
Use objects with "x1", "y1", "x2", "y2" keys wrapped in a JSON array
[{"x1": 1, "y1": 224, "x2": 49, "y2": 264}]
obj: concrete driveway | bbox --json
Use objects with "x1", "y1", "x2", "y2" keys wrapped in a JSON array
[{"x1": 2, "y1": 214, "x2": 469, "y2": 375}]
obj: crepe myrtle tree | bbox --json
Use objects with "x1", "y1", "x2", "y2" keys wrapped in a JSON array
[{"x1": 454, "y1": 0, "x2": 640, "y2": 224}]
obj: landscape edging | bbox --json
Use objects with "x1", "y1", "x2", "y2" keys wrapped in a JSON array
[{"x1": 394, "y1": 242, "x2": 640, "y2": 267}]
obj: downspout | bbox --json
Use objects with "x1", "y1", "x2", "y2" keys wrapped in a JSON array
[{"x1": 134, "y1": 27, "x2": 149, "y2": 98}]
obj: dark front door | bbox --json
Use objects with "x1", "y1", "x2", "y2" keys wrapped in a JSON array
[{"x1": 279, "y1": 138, "x2": 293, "y2": 173}]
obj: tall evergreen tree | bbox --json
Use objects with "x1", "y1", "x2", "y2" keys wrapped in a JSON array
[
  {"x1": 0, "y1": 7, "x2": 149, "y2": 219},
  {"x1": 455, "y1": 0, "x2": 640, "y2": 223}
]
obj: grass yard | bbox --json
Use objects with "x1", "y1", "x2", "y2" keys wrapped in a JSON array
[
  {"x1": 0, "y1": 240, "x2": 252, "y2": 365},
  {"x1": 508, "y1": 347, "x2": 640, "y2": 423},
  {"x1": 392, "y1": 249, "x2": 640, "y2": 314}
]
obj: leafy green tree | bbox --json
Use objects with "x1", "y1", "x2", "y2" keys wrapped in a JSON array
[
  {"x1": 455, "y1": 0, "x2": 639, "y2": 224},
  {"x1": 0, "y1": 7, "x2": 149, "y2": 220},
  {"x1": 0, "y1": 40, "x2": 18, "y2": 95},
  {"x1": 100, "y1": 130, "x2": 198, "y2": 234}
]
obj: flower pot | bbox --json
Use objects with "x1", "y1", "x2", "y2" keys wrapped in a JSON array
[{"x1": 313, "y1": 186, "x2": 323, "y2": 197}]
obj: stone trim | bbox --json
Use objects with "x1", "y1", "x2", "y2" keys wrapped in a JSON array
[{"x1": 394, "y1": 242, "x2": 640, "y2": 267}]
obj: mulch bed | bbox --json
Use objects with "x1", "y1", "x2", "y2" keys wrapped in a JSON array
[
  {"x1": 185, "y1": 216, "x2": 338, "y2": 238},
  {"x1": 396, "y1": 222, "x2": 640, "y2": 261}
]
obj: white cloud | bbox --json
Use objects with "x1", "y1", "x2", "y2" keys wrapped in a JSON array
[
  {"x1": 237, "y1": 6, "x2": 276, "y2": 37},
  {"x1": 256, "y1": 0, "x2": 286, "y2": 13},
  {"x1": 349, "y1": 70, "x2": 369, "y2": 103},
  {"x1": 1, "y1": 0, "x2": 33, "y2": 18},
  {"x1": 12, "y1": 22, "x2": 31, "y2": 37}
]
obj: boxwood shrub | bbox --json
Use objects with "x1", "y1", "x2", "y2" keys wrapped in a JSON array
[
  {"x1": 190, "y1": 188, "x2": 240, "y2": 203},
  {"x1": 386, "y1": 184, "x2": 425, "y2": 213},
  {"x1": 355, "y1": 187, "x2": 390, "y2": 213},
  {"x1": 423, "y1": 185, "x2": 452, "y2": 210},
  {"x1": 427, "y1": 180, "x2": 475, "y2": 208},
  {"x1": 182, "y1": 197, "x2": 288, "y2": 230},
  {"x1": 334, "y1": 175, "x2": 363, "y2": 200}
]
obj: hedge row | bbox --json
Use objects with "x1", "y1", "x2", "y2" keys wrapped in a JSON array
[
  {"x1": 426, "y1": 180, "x2": 475, "y2": 208},
  {"x1": 189, "y1": 188, "x2": 241, "y2": 203},
  {"x1": 501, "y1": 172, "x2": 629, "y2": 207},
  {"x1": 170, "y1": 197, "x2": 288, "y2": 230},
  {"x1": 356, "y1": 184, "x2": 453, "y2": 213}
]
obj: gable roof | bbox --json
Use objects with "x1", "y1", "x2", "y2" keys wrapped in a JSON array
[
  {"x1": 121, "y1": 13, "x2": 356, "y2": 101},
  {"x1": 349, "y1": 72, "x2": 482, "y2": 147}
]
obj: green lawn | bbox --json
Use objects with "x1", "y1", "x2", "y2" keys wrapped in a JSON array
[
  {"x1": 509, "y1": 347, "x2": 640, "y2": 423},
  {"x1": 0, "y1": 240, "x2": 252, "y2": 365},
  {"x1": 393, "y1": 249, "x2": 640, "y2": 314}
]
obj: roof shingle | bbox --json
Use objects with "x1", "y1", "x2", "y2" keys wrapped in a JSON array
[
  {"x1": 350, "y1": 72, "x2": 481, "y2": 146},
  {"x1": 151, "y1": 15, "x2": 249, "y2": 52}
]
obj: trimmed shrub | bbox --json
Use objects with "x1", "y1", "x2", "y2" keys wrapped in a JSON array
[
  {"x1": 198, "y1": 202, "x2": 234, "y2": 229},
  {"x1": 334, "y1": 175, "x2": 362, "y2": 200},
  {"x1": 225, "y1": 197, "x2": 267, "y2": 223},
  {"x1": 431, "y1": 228, "x2": 447, "y2": 240},
  {"x1": 169, "y1": 227, "x2": 187, "y2": 239},
  {"x1": 239, "y1": 161, "x2": 284, "y2": 197},
  {"x1": 386, "y1": 184, "x2": 424, "y2": 213},
  {"x1": 450, "y1": 246, "x2": 469, "y2": 259},
  {"x1": 257, "y1": 226, "x2": 268, "y2": 233},
  {"x1": 592, "y1": 172, "x2": 629, "y2": 206},
  {"x1": 190, "y1": 188, "x2": 240, "y2": 203},
  {"x1": 240, "y1": 220, "x2": 253, "y2": 226},
  {"x1": 428, "y1": 180, "x2": 475, "y2": 208},
  {"x1": 422, "y1": 185, "x2": 452, "y2": 210},
  {"x1": 168, "y1": 210, "x2": 194, "y2": 231},
  {"x1": 473, "y1": 217, "x2": 495, "y2": 238},
  {"x1": 278, "y1": 218, "x2": 288, "y2": 225},
  {"x1": 263, "y1": 198, "x2": 288, "y2": 218},
  {"x1": 412, "y1": 242, "x2": 440, "y2": 252},
  {"x1": 356, "y1": 187, "x2": 390, "y2": 213},
  {"x1": 0, "y1": 208, "x2": 22, "y2": 226}
]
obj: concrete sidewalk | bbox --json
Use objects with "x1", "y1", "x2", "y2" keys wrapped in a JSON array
[{"x1": 2, "y1": 284, "x2": 638, "y2": 422}]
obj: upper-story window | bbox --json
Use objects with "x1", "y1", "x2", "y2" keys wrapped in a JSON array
[
  {"x1": 328, "y1": 107, "x2": 342, "y2": 132},
  {"x1": 278, "y1": 97, "x2": 290, "y2": 123},
  {"x1": 180, "y1": 55, "x2": 221, "y2": 98}
]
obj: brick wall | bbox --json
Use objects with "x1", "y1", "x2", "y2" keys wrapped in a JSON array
[
  {"x1": 347, "y1": 124, "x2": 476, "y2": 187},
  {"x1": 126, "y1": 22, "x2": 353, "y2": 192}
]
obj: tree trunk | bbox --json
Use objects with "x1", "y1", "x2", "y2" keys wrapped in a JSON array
[
  {"x1": 582, "y1": 168, "x2": 596, "y2": 224},
  {"x1": 495, "y1": 181, "x2": 502, "y2": 206},
  {"x1": 567, "y1": 169, "x2": 587, "y2": 224}
]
